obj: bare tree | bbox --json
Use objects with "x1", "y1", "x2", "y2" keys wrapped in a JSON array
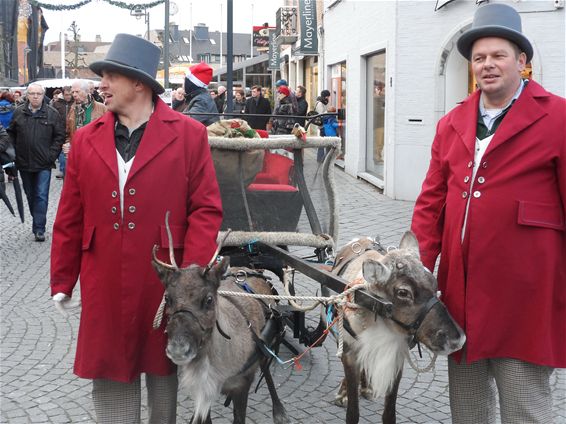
[{"x1": 65, "y1": 21, "x2": 87, "y2": 77}]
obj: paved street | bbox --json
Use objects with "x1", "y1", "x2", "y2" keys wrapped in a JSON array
[{"x1": 1, "y1": 165, "x2": 565, "y2": 423}]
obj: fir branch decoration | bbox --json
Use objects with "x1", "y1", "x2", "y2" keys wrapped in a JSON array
[{"x1": 30, "y1": 0, "x2": 165, "y2": 12}]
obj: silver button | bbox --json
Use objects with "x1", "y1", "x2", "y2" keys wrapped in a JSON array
[
  {"x1": 128, "y1": 222, "x2": 135, "y2": 230},
  {"x1": 128, "y1": 205, "x2": 136, "y2": 213},
  {"x1": 111, "y1": 206, "x2": 117, "y2": 214},
  {"x1": 113, "y1": 223, "x2": 119, "y2": 230},
  {"x1": 473, "y1": 191, "x2": 481, "y2": 198},
  {"x1": 482, "y1": 161, "x2": 488, "y2": 168},
  {"x1": 464, "y1": 176, "x2": 470, "y2": 183},
  {"x1": 467, "y1": 161, "x2": 473, "y2": 168},
  {"x1": 462, "y1": 191, "x2": 468, "y2": 199},
  {"x1": 478, "y1": 176, "x2": 485, "y2": 184},
  {"x1": 129, "y1": 188, "x2": 136, "y2": 195},
  {"x1": 111, "y1": 191, "x2": 118, "y2": 198}
]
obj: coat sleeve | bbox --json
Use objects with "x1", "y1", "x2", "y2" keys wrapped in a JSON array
[
  {"x1": 50, "y1": 130, "x2": 85, "y2": 297},
  {"x1": 181, "y1": 124, "x2": 223, "y2": 267},
  {"x1": 411, "y1": 120, "x2": 448, "y2": 271},
  {"x1": 48, "y1": 108, "x2": 65, "y2": 163}
]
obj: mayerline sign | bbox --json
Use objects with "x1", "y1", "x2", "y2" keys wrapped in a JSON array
[
  {"x1": 268, "y1": 30, "x2": 280, "y2": 70},
  {"x1": 298, "y1": 0, "x2": 318, "y2": 55}
]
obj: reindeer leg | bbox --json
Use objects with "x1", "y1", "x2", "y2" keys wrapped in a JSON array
[
  {"x1": 360, "y1": 369, "x2": 374, "y2": 400},
  {"x1": 260, "y1": 358, "x2": 290, "y2": 424},
  {"x1": 334, "y1": 377, "x2": 348, "y2": 407},
  {"x1": 382, "y1": 368, "x2": 402, "y2": 424},
  {"x1": 342, "y1": 348, "x2": 360, "y2": 424},
  {"x1": 231, "y1": 376, "x2": 254, "y2": 424}
]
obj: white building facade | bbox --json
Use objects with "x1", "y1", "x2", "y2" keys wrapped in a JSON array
[{"x1": 323, "y1": 0, "x2": 565, "y2": 200}]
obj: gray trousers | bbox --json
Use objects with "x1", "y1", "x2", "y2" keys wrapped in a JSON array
[
  {"x1": 92, "y1": 373, "x2": 178, "y2": 424},
  {"x1": 448, "y1": 355, "x2": 554, "y2": 424}
]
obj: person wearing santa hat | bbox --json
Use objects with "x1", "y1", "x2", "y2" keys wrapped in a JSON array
[
  {"x1": 270, "y1": 85, "x2": 297, "y2": 135},
  {"x1": 181, "y1": 62, "x2": 219, "y2": 126}
]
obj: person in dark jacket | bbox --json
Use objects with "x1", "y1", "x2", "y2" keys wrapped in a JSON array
[
  {"x1": 182, "y1": 62, "x2": 219, "y2": 126},
  {"x1": 270, "y1": 86, "x2": 297, "y2": 135},
  {"x1": 7, "y1": 83, "x2": 64, "y2": 241},
  {"x1": 231, "y1": 88, "x2": 246, "y2": 116},
  {"x1": 215, "y1": 85, "x2": 227, "y2": 113},
  {"x1": 50, "y1": 87, "x2": 73, "y2": 179},
  {"x1": 244, "y1": 85, "x2": 272, "y2": 130},
  {"x1": 295, "y1": 85, "x2": 308, "y2": 127}
]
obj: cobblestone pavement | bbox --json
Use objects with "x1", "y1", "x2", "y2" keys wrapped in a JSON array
[{"x1": 1, "y1": 166, "x2": 565, "y2": 423}]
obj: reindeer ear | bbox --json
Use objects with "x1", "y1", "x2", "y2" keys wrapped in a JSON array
[
  {"x1": 151, "y1": 259, "x2": 177, "y2": 287},
  {"x1": 209, "y1": 256, "x2": 230, "y2": 285},
  {"x1": 362, "y1": 259, "x2": 392, "y2": 287},
  {"x1": 399, "y1": 231, "x2": 420, "y2": 259}
]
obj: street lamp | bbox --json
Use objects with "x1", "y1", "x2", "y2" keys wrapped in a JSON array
[
  {"x1": 23, "y1": 47, "x2": 31, "y2": 83},
  {"x1": 130, "y1": 6, "x2": 150, "y2": 40}
]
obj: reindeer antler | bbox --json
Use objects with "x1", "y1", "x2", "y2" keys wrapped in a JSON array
[
  {"x1": 151, "y1": 211, "x2": 179, "y2": 270},
  {"x1": 203, "y1": 229, "x2": 232, "y2": 275}
]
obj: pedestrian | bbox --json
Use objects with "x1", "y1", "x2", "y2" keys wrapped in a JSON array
[
  {"x1": 270, "y1": 85, "x2": 297, "y2": 135},
  {"x1": 50, "y1": 86, "x2": 73, "y2": 179},
  {"x1": 322, "y1": 106, "x2": 338, "y2": 137},
  {"x1": 232, "y1": 88, "x2": 246, "y2": 116},
  {"x1": 88, "y1": 81, "x2": 104, "y2": 103},
  {"x1": 12, "y1": 90, "x2": 24, "y2": 106},
  {"x1": 315, "y1": 89, "x2": 331, "y2": 162},
  {"x1": 0, "y1": 91, "x2": 16, "y2": 129},
  {"x1": 181, "y1": 62, "x2": 219, "y2": 126},
  {"x1": 50, "y1": 34, "x2": 223, "y2": 423},
  {"x1": 411, "y1": 4, "x2": 565, "y2": 424},
  {"x1": 171, "y1": 87, "x2": 185, "y2": 111},
  {"x1": 63, "y1": 79, "x2": 107, "y2": 158},
  {"x1": 243, "y1": 85, "x2": 271, "y2": 130},
  {"x1": 295, "y1": 85, "x2": 308, "y2": 127},
  {"x1": 6, "y1": 83, "x2": 64, "y2": 241},
  {"x1": 215, "y1": 85, "x2": 227, "y2": 113}
]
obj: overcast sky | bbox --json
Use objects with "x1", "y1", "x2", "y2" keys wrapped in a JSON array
[{"x1": 41, "y1": 0, "x2": 282, "y2": 44}]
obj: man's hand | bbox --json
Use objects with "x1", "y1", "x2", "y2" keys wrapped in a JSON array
[
  {"x1": 52, "y1": 292, "x2": 81, "y2": 317},
  {"x1": 62, "y1": 142, "x2": 71, "y2": 155}
]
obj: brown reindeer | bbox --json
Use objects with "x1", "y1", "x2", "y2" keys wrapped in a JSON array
[
  {"x1": 332, "y1": 232, "x2": 466, "y2": 424},
  {"x1": 152, "y1": 217, "x2": 289, "y2": 424}
]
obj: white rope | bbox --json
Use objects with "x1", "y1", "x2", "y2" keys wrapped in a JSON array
[
  {"x1": 404, "y1": 347, "x2": 438, "y2": 373},
  {"x1": 218, "y1": 277, "x2": 365, "y2": 359}
]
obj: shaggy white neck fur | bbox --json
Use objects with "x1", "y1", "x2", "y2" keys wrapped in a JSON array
[
  {"x1": 355, "y1": 320, "x2": 406, "y2": 399},
  {"x1": 181, "y1": 357, "x2": 222, "y2": 422}
]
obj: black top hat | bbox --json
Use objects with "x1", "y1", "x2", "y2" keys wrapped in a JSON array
[
  {"x1": 457, "y1": 3, "x2": 533, "y2": 63},
  {"x1": 90, "y1": 34, "x2": 164, "y2": 94}
]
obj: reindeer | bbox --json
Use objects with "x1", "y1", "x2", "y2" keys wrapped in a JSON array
[
  {"x1": 332, "y1": 232, "x2": 466, "y2": 424},
  {"x1": 151, "y1": 217, "x2": 289, "y2": 424}
]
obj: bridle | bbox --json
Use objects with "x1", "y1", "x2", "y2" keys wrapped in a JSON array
[{"x1": 389, "y1": 296, "x2": 440, "y2": 350}]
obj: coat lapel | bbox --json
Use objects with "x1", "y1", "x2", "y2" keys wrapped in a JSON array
[
  {"x1": 484, "y1": 81, "x2": 549, "y2": 157},
  {"x1": 127, "y1": 99, "x2": 181, "y2": 180},
  {"x1": 449, "y1": 91, "x2": 480, "y2": 156},
  {"x1": 87, "y1": 112, "x2": 119, "y2": 179}
]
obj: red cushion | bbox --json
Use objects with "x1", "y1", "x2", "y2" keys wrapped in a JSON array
[
  {"x1": 247, "y1": 183, "x2": 298, "y2": 192},
  {"x1": 256, "y1": 151, "x2": 294, "y2": 185},
  {"x1": 256, "y1": 129, "x2": 269, "y2": 138}
]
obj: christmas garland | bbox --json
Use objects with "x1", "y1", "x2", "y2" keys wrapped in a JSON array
[{"x1": 30, "y1": 0, "x2": 165, "y2": 11}]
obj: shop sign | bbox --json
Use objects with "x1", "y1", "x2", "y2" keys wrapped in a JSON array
[
  {"x1": 253, "y1": 25, "x2": 275, "y2": 48},
  {"x1": 268, "y1": 30, "x2": 280, "y2": 70},
  {"x1": 298, "y1": 0, "x2": 318, "y2": 55}
]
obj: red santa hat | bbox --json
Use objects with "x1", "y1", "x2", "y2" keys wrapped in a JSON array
[{"x1": 186, "y1": 62, "x2": 213, "y2": 88}]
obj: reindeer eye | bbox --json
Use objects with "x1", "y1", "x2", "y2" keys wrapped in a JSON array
[
  {"x1": 203, "y1": 295, "x2": 214, "y2": 308},
  {"x1": 164, "y1": 295, "x2": 172, "y2": 307},
  {"x1": 396, "y1": 289, "x2": 412, "y2": 300}
]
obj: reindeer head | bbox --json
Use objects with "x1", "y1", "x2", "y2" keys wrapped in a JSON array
[
  {"x1": 151, "y1": 212, "x2": 228, "y2": 365},
  {"x1": 362, "y1": 231, "x2": 465, "y2": 355}
]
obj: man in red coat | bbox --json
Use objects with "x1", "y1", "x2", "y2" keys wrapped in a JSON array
[
  {"x1": 412, "y1": 4, "x2": 565, "y2": 424},
  {"x1": 50, "y1": 34, "x2": 222, "y2": 423}
]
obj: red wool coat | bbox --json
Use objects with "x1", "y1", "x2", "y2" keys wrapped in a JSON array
[
  {"x1": 412, "y1": 81, "x2": 566, "y2": 367},
  {"x1": 50, "y1": 98, "x2": 223, "y2": 382}
]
